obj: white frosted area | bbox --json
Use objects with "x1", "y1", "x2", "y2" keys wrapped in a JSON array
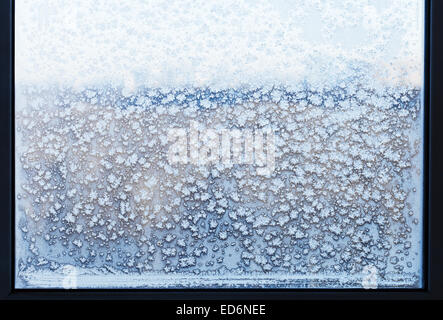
[
  {"x1": 15, "y1": 0, "x2": 424, "y2": 288},
  {"x1": 16, "y1": 0, "x2": 423, "y2": 89}
]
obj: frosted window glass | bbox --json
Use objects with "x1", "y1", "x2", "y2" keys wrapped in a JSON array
[{"x1": 15, "y1": 0, "x2": 424, "y2": 288}]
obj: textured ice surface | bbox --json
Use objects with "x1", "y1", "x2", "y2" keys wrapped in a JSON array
[{"x1": 15, "y1": 0, "x2": 424, "y2": 288}]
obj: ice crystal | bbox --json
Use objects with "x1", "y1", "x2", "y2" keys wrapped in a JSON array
[{"x1": 15, "y1": 0, "x2": 424, "y2": 288}]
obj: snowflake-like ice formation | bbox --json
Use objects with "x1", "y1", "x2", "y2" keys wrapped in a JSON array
[
  {"x1": 15, "y1": 0, "x2": 424, "y2": 288},
  {"x1": 16, "y1": 83, "x2": 423, "y2": 288}
]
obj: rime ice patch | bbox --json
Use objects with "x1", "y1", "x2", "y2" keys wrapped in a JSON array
[
  {"x1": 15, "y1": 0, "x2": 424, "y2": 288},
  {"x1": 15, "y1": 85, "x2": 423, "y2": 288}
]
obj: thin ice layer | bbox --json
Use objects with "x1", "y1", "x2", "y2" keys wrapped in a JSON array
[
  {"x1": 16, "y1": 84, "x2": 423, "y2": 288},
  {"x1": 15, "y1": 0, "x2": 424, "y2": 288}
]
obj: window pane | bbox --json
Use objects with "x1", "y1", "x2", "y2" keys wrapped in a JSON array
[{"x1": 15, "y1": 0, "x2": 424, "y2": 288}]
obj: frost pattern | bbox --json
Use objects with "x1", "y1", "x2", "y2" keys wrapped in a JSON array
[{"x1": 15, "y1": 0, "x2": 424, "y2": 288}]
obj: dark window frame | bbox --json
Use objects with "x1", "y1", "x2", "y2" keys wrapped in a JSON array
[{"x1": 1, "y1": 0, "x2": 442, "y2": 300}]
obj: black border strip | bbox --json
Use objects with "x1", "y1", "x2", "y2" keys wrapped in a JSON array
[
  {"x1": 1, "y1": 0, "x2": 442, "y2": 300},
  {"x1": 0, "y1": 0, "x2": 13, "y2": 300},
  {"x1": 427, "y1": 0, "x2": 443, "y2": 300}
]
